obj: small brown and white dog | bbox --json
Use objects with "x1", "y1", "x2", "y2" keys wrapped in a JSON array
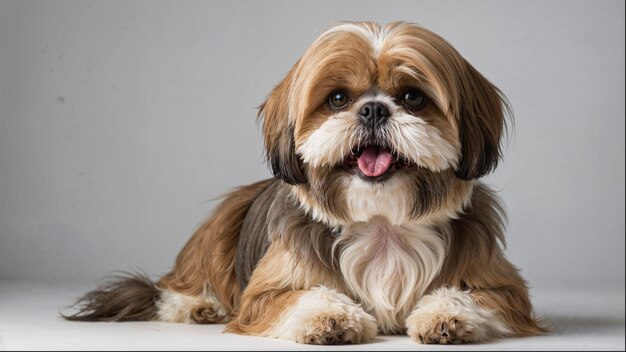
[{"x1": 65, "y1": 22, "x2": 545, "y2": 344}]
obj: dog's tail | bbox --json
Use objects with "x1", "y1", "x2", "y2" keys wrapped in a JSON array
[{"x1": 62, "y1": 272, "x2": 160, "y2": 322}]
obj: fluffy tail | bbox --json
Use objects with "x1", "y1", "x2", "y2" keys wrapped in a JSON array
[{"x1": 63, "y1": 272, "x2": 160, "y2": 322}]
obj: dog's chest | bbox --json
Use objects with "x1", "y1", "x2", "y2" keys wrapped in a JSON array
[{"x1": 337, "y1": 218, "x2": 447, "y2": 333}]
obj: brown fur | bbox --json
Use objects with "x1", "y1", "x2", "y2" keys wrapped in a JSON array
[
  {"x1": 410, "y1": 312, "x2": 472, "y2": 344},
  {"x1": 235, "y1": 180, "x2": 281, "y2": 289},
  {"x1": 226, "y1": 243, "x2": 345, "y2": 335},
  {"x1": 158, "y1": 179, "x2": 273, "y2": 313},
  {"x1": 292, "y1": 164, "x2": 474, "y2": 227},
  {"x1": 376, "y1": 23, "x2": 509, "y2": 180},
  {"x1": 258, "y1": 21, "x2": 509, "y2": 225},
  {"x1": 224, "y1": 181, "x2": 545, "y2": 339},
  {"x1": 429, "y1": 184, "x2": 546, "y2": 336},
  {"x1": 260, "y1": 62, "x2": 307, "y2": 185},
  {"x1": 65, "y1": 21, "x2": 544, "y2": 345}
]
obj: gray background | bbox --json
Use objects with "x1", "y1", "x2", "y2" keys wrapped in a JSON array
[{"x1": 0, "y1": 0, "x2": 624, "y2": 293}]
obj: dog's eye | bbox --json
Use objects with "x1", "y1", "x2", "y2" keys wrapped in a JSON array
[
  {"x1": 328, "y1": 91, "x2": 349, "y2": 109},
  {"x1": 400, "y1": 89, "x2": 427, "y2": 109}
]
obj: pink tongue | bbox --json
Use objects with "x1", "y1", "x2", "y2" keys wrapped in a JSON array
[{"x1": 357, "y1": 146, "x2": 393, "y2": 177}]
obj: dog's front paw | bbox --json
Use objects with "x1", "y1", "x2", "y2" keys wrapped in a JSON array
[
  {"x1": 407, "y1": 313, "x2": 469, "y2": 344},
  {"x1": 270, "y1": 286, "x2": 377, "y2": 345},
  {"x1": 406, "y1": 287, "x2": 511, "y2": 344},
  {"x1": 298, "y1": 312, "x2": 368, "y2": 345}
]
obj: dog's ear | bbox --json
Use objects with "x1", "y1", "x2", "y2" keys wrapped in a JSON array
[
  {"x1": 454, "y1": 61, "x2": 509, "y2": 181},
  {"x1": 258, "y1": 64, "x2": 307, "y2": 185}
]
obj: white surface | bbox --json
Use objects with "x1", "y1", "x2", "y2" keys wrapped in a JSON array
[{"x1": 0, "y1": 280, "x2": 623, "y2": 351}]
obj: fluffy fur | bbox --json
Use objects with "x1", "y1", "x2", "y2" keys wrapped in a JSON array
[
  {"x1": 336, "y1": 217, "x2": 447, "y2": 333},
  {"x1": 406, "y1": 287, "x2": 512, "y2": 344},
  {"x1": 265, "y1": 286, "x2": 378, "y2": 344},
  {"x1": 64, "y1": 21, "x2": 545, "y2": 345}
]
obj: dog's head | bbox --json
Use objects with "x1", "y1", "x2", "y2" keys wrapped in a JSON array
[{"x1": 259, "y1": 22, "x2": 508, "y2": 226}]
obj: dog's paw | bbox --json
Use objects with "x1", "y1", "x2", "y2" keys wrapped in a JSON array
[
  {"x1": 407, "y1": 313, "x2": 470, "y2": 344},
  {"x1": 191, "y1": 305, "x2": 229, "y2": 324},
  {"x1": 269, "y1": 286, "x2": 377, "y2": 345},
  {"x1": 157, "y1": 289, "x2": 230, "y2": 324},
  {"x1": 405, "y1": 287, "x2": 511, "y2": 344},
  {"x1": 298, "y1": 312, "x2": 367, "y2": 345}
]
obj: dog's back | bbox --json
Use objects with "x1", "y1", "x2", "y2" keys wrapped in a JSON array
[{"x1": 64, "y1": 178, "x2": 274, "y2": 323}]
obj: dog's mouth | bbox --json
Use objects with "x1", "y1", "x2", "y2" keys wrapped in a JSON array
[{"x1": 344, "y1": 144, "x2": 413, "y2": 182}]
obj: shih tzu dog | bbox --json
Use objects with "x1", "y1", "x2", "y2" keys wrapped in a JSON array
[{"x1": 65, "y1": 22, "x2": 545, "y2": 344}]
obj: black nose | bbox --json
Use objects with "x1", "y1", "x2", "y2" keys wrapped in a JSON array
[{"x1": 359, "y1": 102, "x2": 389, "y2": 128}]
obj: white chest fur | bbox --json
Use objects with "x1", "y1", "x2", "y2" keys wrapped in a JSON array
[{"x1": 336, "y1": 217, "x2": 447, "y2": 333}]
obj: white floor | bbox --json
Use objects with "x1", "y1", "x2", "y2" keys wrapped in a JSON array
[{"x1": 0, "y1": 279, "x2": 624, "y2": 351}]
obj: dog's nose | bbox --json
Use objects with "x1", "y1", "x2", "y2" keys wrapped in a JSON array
[{"x1": 359, "y1": 102, "x2": 389, "y2": 128}]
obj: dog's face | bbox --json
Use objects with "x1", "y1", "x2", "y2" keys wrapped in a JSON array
[{"x1": 260, "y1": 22, "x2": 507, "y2": 226}]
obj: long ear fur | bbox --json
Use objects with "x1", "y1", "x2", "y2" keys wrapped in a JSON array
[
  {"x1": 455, "y1": 62, "x2": 509, "y2": 180},
  {"x1": 258, "y1": 63, "x2": 307, "y2": 185}
]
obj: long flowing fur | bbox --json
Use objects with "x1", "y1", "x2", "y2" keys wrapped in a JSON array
[
  {"x1": 65, "y1": 21, "x2": 545, "y2": 345},
  {"x1": 335, "y1": 218, "x2": 448, "y2": 333},
  {"x1": 63, "y1": 272, "x2": 159, "y2": 322}
]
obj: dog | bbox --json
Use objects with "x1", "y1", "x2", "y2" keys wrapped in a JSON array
[{"x1": 65, "y1": 21, "x2": 545, "y2": 345}]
